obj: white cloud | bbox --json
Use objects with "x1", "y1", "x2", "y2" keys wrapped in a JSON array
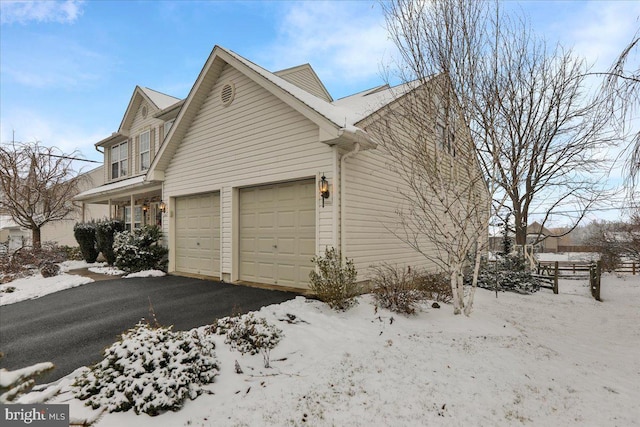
[
  {"x1": 539, "y1": 1, "x2": 640, "y2": 70},
  {"x1": 261, "y1": 1, "x2": 398, "y2": 97},
  {"x1": 0, "y1": 0, "x2": 84, "y2": 25},
  {"x1": 0, "y1": 108, "x2": 106, "y2": 166}
]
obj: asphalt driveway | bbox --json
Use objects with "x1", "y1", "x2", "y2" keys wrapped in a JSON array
[{"x1": 0, "y1": 275, "x2": 297, "y2": 384}]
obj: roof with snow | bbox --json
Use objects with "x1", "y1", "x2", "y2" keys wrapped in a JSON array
[{"x1": 140, "y1": 87, "x2": 181, "y2": 110}]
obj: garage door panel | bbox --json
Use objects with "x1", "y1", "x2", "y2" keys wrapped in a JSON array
[
  {"x1": 259, "y1": 212, "x2": 275, "y2": 228},
  {"x1": 239, "y1": 179, "x2": 315, "y2": 288},
  {"x1": 257, "y1": 237, "x2": 275, "y2": 254},
  {"x1": 277, "y1": 238, "x2": 295, "y2": 255},
  {"x1": 175, "y1": 193, "x2": 220, "y2": 277}
]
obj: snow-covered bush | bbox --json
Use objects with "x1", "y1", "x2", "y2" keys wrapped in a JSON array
[
  {"x1": 96, "y1": 219, "x2": 125, "y2": 265},
  {"x1": 211, "y1": 313, "x2": 283, "y2": 368},
  {"x1": 473, "y1": 269, "x2": 541, "y2": 294},
  {"x1": 39, "y1": 261, "x2": 60, "y2": 278},
  {"x1": 59, "y1": 245, "x2": 83, "y2": 261},
  {"x1": 73, "y1": 322, "x2": 219, "y2": 416},
  {"x1": 113, "y1": 225, "x2": 168, "y2": 273},
  {"x1": 309, "y1": 247, "x2": 359, "y2": 310},
  {"x1": 73, "y1": 222, "x2": 99, "y2": 263},
  {"x1": 370, "y1": 264, "x2": 426, "y2": 314},
  {"x1": 0, "y1": 353, "x2": 54, "y2": 403}
]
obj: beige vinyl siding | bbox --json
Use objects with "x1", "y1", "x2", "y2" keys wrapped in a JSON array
[
  {"x1": 343, "y1": 148, "x2": 433, "y2": 278},
  {"x1": 164, "y1": 64, "x2": 335, "y2": 277},
  {"x1": 128, "y1": 101, "x2": 163, "y2": 176},
  {"x1": 276, "y1": 66, "x2": 332, "y2": 102}
]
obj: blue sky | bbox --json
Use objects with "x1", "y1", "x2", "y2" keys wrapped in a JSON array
[{"x1": 1, "y1": 0, "x2": 639, "y2": 221}]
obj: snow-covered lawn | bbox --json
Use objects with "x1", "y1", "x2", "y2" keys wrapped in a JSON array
[
  {"x1": 11, "y1": 273, "x2": 640, "y2": 426},
  {"x1": 536, "y1": 252, "x2": 600, "y2": 263},
  {"x1": 0, "y1": 262, "x2": 166, "y2": 306},
  {"x1": 0, "y1": 260, "x2": 98, "y2": 306}
]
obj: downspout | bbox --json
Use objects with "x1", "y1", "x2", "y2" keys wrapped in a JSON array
[{"x1": 339, "y1": 142, "x2": 361, "y2": 259}]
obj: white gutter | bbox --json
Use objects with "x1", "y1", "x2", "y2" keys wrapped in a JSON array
[{"x1": 340, "y1": 141, "x2": 361, "y2": 259}]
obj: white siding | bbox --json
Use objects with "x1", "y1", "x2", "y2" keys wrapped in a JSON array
[
  {"x1": 163, "y1": 64, "x2": 335, "y2": 278},
  {"x1": 129, "y1": 102, "x2": 163, "y2": 176},
  {"x1": 276, "y1": 66, "x2": 332, "y2": 102},
  {"x1": 343, "y1": 148, "x2": 433, "y2": 279}
]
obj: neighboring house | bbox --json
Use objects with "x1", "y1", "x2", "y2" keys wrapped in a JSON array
[
  {"x1": 75, "y1": 45, "x2": 487, "y2": 289},
  {"x1": 0, "y1": 215, "x2": 30, "y2": 251},
  {"x1": 1, "y1": 167, "x2": 108, "y2": 249},
  {"x1": 41, "y1": 166, "x2": 109, "y2": 247},
  {"x1": 526, "y1": 221, "x2": 559, "y2": 253}
]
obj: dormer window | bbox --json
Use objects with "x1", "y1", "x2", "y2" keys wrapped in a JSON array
[
  {"x1": 111, "y1": 141, "x2": 128, "y2": 179},
  {"x1": 164, "y1": 119, "x2": 174, "y2": 136},
  {"x1": 140, "y1": 131, "x2": 150, "y2": 171}
]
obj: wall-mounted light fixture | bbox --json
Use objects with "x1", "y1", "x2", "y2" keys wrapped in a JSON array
[
  {"x1": 319, "y1": 174, "x2": 330, "y2": 207},
  {"x1": 159, "y1": 201, "x2": 166, "y2": 214},
  {"x1": 142, "y1": 202, "x2": 149, "y2": 212}
]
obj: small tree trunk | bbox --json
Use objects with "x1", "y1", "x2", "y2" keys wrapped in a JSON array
[
  {"x1": 450, "y1": 271, "x2": 462, "y2": 315},
  {"x1": 31, "y1": 227, "x2": 42, "y2": 250},
  {"x1": 464, "y1": 243, "x2": 482, "y2": 316}
]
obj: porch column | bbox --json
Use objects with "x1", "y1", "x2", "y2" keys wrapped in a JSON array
[
  {"x1": 130, "y1": 195, "x2": 135, "y2": 230},
  {"x1": 108, "y1": 199, "x2": 112, "y2": 219}
]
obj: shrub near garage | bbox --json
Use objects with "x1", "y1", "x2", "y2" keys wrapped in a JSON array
[
  {"x1": 211, "y1": 313, "x2": 283, "y2": 368},
  {"x1": 371, "y1": 263, "x2": 425, "y2": 314},
  {"x1": 309, "y1": 247, "x2": 359, "y2": 310},
  {"x1": 73, "y1": 321, "x2": 219, "y2": 416},
  {"x1": 114, "y1": 225, "x2": 168, "y2": 273}
]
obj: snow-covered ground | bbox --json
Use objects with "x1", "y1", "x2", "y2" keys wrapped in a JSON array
[
  {"x1": 10, "y1": 272, "x2": 640, "y2": 426},
  {"x1": 0, "y1": 260, "x2": 97, "y2": 306},
  {"x1": 0, "y1": 262, "x2": 166, "y2": 306},
  {"x1": 536, "y1": 252, "x2": 600, "y2": 263}
]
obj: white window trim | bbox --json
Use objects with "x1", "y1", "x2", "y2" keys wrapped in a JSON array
[
  {"x1": 140, "y1": 130, "x2": 150, "y2": 171},
  {"x1": 111, "y1": 141, "x2": 128, "y2": 179}
]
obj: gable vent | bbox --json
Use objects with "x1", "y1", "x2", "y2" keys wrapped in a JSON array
[
  {"x1": 220, "y1": 82, "x2": 235, "y2": 106},
  {"x1": 141, "y1": 104, "x2": 148, "y2": 119}
]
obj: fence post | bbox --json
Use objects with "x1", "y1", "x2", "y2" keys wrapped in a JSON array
[
  {"x1": 595, "y1": 260, "x2": 602, "y2": 302},
  {"x1": 633, "y1": 262, "x2": 636, "y2": 276},
  {"x1": 553, "y1": 261, "x2": 559, "y2": 294}
]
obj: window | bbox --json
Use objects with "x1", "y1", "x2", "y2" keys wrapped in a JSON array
[
  {"x1": 164, "y1": 119, "x2": 174, "y2": 136},
  {"x1": 436, "y1": 123, "x2": 456, "y2": 157},
  {"x1": 140, "y1": 131, "x2": 150, "y2": 171},
  {"x1": 111, "y1": 142, "x2": 128, "y2": 179},
  {"x1": 124, "y1": 205, "x2": 143, "y2": 230}
]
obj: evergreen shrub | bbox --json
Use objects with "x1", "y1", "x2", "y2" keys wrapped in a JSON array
[
  {"x1": 96, "y1": 219, "x2": 125, "y2": 265},
  {"x1": 114, "y1": 225, "x2": 168, "y2": 273},
  {"x1": 73, "y1": 222, "x2": 99, "y2": 263},
  {"x1": 73, "y1": 322, "x2": 219, "y2": 416}
]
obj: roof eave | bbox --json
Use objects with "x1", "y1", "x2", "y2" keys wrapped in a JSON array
[{"x1": 95, "y1": 131, "x2": 129, "y2": 148}]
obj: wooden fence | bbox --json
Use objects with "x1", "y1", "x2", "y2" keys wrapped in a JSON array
[{"x1": 537, "y1": 261, "x2": 637, "y2": 276}]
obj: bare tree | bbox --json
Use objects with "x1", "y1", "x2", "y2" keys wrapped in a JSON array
[
  {"x1": 0, "y1": 141, "x2": 86, "y2": 249},
  {"x1": 383, "y1": 0, "x2": 616, "y2": 251},
  {"x1": 368, "y1": 76, "x2": 490, "y2": 315},
  {"x1": 598, "y1": 33, "x2": 640, "y2": 200}
]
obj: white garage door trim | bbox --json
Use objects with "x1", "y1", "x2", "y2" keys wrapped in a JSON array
[
  {"x1": 239, "y1": 179, "x2": 315, "y2": 288},
  {"x1": 175, "y1": 192, "x2": 220, "y2": 277}
]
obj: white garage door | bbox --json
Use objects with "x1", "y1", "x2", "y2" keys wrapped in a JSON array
[
  {"x1": 239, "y1": 179, "x2": 315, "y2": 288},
  {"x1": 175, "y1": 192, "x2": 220, "y2": 277}
]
